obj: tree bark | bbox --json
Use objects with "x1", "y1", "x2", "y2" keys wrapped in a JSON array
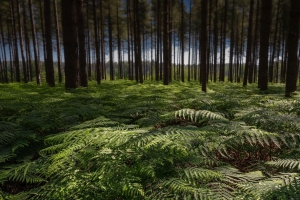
[
  {"x1": 61, "y1": 0, "x2": 78, "y2": 89},
  {"x1": 29, "y1": 0, "x2": 41, "y2": 85},
  {"x1": 258, "y1": 0, "x2": 272, "y2": 91},
  {"x1": 44, "y1": 0, "x2": 55, "y2": 86},
  {"x1": 201, "y1": 0, "x2": 207, "y2": 92},
  {"x1": 285, "y1": 0, "x2": 300, "y2": 96},
  {"x1": 243, "y1": 0, "x2": 254, "y2": 86}
]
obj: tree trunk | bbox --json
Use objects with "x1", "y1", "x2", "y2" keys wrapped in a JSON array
[
  {"x1": 53, "y1": 0, "x2": 62, "y2": 83},
  {"x1": 92, "y1": 0, "x2": 101, "y2": 84},
  {"x1": 180, "y1": 0, "x2": 184, "y2": 82},
  {"x1": 108, "y1": 2, "x2": 114, "y2": 81},
  {"x1": 285, "y1": 0, "x2": 300, "y2": 96},
  {"x1": 77, "y1": 0, "x2": 87, "y2": 87},
  {"x1": 155, "y1": 0, "x2": 160, "y2": 81},
  {"x1": 258, "y1": 0, "x2": 272, "y2": 91},
  {"x1": 117, "y1": 3, "x2": 122, "y2": 79},
  {"x1": 228, "y1": 0, "x2": 235, "y2": 83},
  {"x1": 61, "y1": 0, "x2": 78, "y2": 89},
  {"x1": 10, "y1": 0, "x2": 20, "y2": 82},
  {"x1": 243, "y1": 0, "x2": 254, "y2": 86},
  {"x1": 213, "y1": 0, "x2": 218, "y2": 82},
  {"x1": 16, "y1": 0, "x2": 28, "y2": 83},
  {"x1": 269, "y1": 0, "x2": 280, "y2": 83},
  {"x1": 22, "y1": 0, "x2": 32, "y2": 82},
  {"x1": 29, "y1": 0, "x2": 41, "y2": 85},
  {"x1": 163, "y1": 0, "x2": 170, "y2": 85},
  {"x1": 44, "y1": 0, "x2": 55, "y2": 86},
  {"x1": 201, "y1": 0, "x2": 207, "y2": 92}
]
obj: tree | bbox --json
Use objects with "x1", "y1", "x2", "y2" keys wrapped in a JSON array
[
  {"x1": 163, "y1": 0, "x2": 170, "y2": 85},
  {"x1": 61, "y1": 0, "x2": 78, "y2": 89},
  {"x1": 29, "y1": 0, "x2": 41, "y2": 85},
  {"x1": 258, "y1": 0, "x2": 272, "y2": 91},
  {"x1": 243, "y1": 0, "x2": 254, "y2": 86},
  {"x1": 44, "y1": 0, "x2": 55, "y2": 86},
  {"x1": 53, "y1": 0, "x2": 62, "y2": 83},
  {"x1": 201, "y1": 0, "x2": 207, "y2": 92},
  {"x1": 16, "y1": 0, "x2": 28, "y2": 83},
  {"x1": 77, "y1": 0, "x2": 88, "y2": 87},
  {"x1": 285, "y1": 0, "x2": 300, "y2": 97}
]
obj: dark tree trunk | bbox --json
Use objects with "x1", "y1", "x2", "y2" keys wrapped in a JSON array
[
  {"x1": 269, "y1": 0, "x2": 280, "y2": 83},
  {"x1": 126, "y1": 0, "x2": 131, "y2": 80},
  {"x1": 16, "y1": 0, "x2": 28, "y2": 83},
  {"x1": 243, "y1": 0, "x2": 254, "y2": 86},
  {"x1": 251, "y1": 0, "x2": 260, "y2": 83},
  {"x1": 93, "y1": 0, "x2": 101, "y2": 84},
  {"x1": 285, "y1": 0, "x2": 300, "y2": 96},
  {"x1": 180, "y1": 0, "x2": 184, "y2": 82},
  {"x1": 77, "y1": 0, "x2": 87, "y2": 87},
  {"x1": 39, "y1": 0, "x2": 47, "y2": 70},
  {"x1": 0, "y1": 15, "x2": 8, "y2": 83},
  {"x1": 155, "y1": 0, "x2": 160, "y2": 81},
  {"x1": 29, "y1": 0, "x2": 41, "y2": 85},
  {"x1": 201, "y1": 0, "x2": 207, "y2": 92},
  {"x1": 108, "y1": 2, "x2": 114, "y2": 81},
  {"x1": 258, "y1": 0, "x2": 272, "y2": 91},
  {"x1": 188, "y1": 0, "x2": 192, "y2": 82},
  {"x1": 213, "y1": 0, "x2": 218, "y2": 82},
  {"x1": 10, "y1": 0, "x2": 20, "y2": 82},
  {"x1": 228, "y1": 0, "x2": 235, "y2": 83},
  {"x1": 22, "y1": 0, "x2": 32, "y2": 82},
  {"x1": 163, "y1": 0, "x2": 170, "y2": 85},
  {"x1": 116, "y1": 3, "x2": 122, "y2": 79},
  {"x1": 61, "y1": 0, "x2": 78, "y2": 89},
  {"x1": 53, "y1": 0, "x2": 62, "y2": 83},
  {"x1": 44, "y1": 0, "x2": 55, "y2": 86}
]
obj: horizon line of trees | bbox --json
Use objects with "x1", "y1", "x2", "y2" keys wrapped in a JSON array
[{"x1": 0, "y1": 0, "x2": 299, "y2": 96}]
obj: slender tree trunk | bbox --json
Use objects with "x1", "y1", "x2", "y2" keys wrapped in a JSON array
[
  {"x1": 252, "y1": 0, "x2": 260, "y2": 83},
  {"x1": 180, "y1": 0, "x2": 184, "y2": 82},
  {"x1": 228, "y1": 0, "x2": 235, "y2": 83},
  {"x1": 77, "y1": 0, "x2": 87, "y2": 87},
  {"x1": 44, "y1": 0, "x2": 55, "y2": 86},
  {"x1": 22, "y1": 0, "x2": 32, "y2": 82},
  {"x1": 53, "y1": 0, "x2": 62, "y2": 83},
  {"x1": 213, "y1": 0, "x2": 218, "y2": 82},
  {"x1": 116, "y1": 3, "x2": 122, "y2": 79},
  {"x1": 258, "y1": 0, "x2": 272, "y2": 91},
  {"x1": 93, "y1": 0, "x2": 101, "y2": 84},
  {"x1": 108, "y1": 2, "x2": 114, "y2": 80},
  {"x1": 285, "y1": 0, "x2": 300, "y2": 96},
  {"x1": 0, "y1": 15, "x2": 8, "y2": 83},
  {"x1": 86, "y1": 2, "x2": 92, "y2": 78},
  {"x1": 188, "y1": 0, "x2": 192, "y2": 81},
  {"x1": 10, "y1": 0, "x2": 20, "y2": 82},
  {"x1": 61, "y1": 0, "x2": 78, "y2": 89},
  {"x1": 163, "y1": 0, "x2": 170, "y2": 85},
  {"x1": 29, "y1": 0, "x2": 41, "y2": 84},
  {"x1": 39, "y1": 0, "x2": 47, "y2": 70},
  {"x1": 201, "y1": 0, "x2": 207, "y2": 92},
  {"x1": 16, "y1": 0, "x2": 28, "y2": 83},
  {"x1": 126, "y1": 0, "x2": 131, "y2": 80},
  {"x1": 243, "y1": 0, "x2": 254, "y2": 86},
  {"x1": 269, "y1": 0, "x2": 280, "y2": 83},
  {"x1": 155, "y1": 0, "x2": 160, "y2": 81},
  {"x1": 6, "y1": 19, "x2": 14, "y2": 82}
]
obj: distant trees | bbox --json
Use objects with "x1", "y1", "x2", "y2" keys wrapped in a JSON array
[{"x1": 0, "y1": 0, "x2": 299, "y2": 95}]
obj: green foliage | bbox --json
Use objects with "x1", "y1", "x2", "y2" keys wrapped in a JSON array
[{"x1": 1, "y1": 81, "x2": 300, "y2": 199}]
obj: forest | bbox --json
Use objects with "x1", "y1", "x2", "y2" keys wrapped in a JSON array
[{"x1": 0, "y1": 0, "x2": 300, "y2": 199}]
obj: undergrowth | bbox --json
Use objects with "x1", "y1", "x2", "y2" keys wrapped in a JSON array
[{"x1": 0, "y1": 81, "x2": 300, "y2": 199}]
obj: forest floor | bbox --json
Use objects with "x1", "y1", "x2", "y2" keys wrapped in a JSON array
[{"x1": 1, "y1": 80, "x2": 300, "y2": 199}]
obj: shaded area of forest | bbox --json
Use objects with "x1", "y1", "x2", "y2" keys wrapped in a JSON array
[{"x1": 1, "y1": 81, "x2": 300, "y2": 199}]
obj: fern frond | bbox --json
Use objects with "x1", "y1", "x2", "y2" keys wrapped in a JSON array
[{"x1": 175, "y1": 109, "x2": 228, "y2": 122}]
